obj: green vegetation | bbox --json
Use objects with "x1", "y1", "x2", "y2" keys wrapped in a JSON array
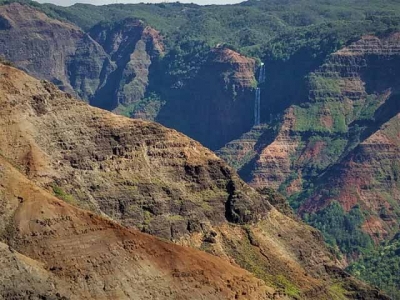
[
  {"x1": 293, "y1": 102, "x2": 347, "y2": 133},
  {"x1": 347, "y1": 235, "x2": 400, "y2": 299},
  {"x1": 222, "y1": 226, "x2": 301, "y2": 297},
  {"x1": 303, "y1": 201, "x2": 374, "y2": 256},
  {"x1": 308, "y1": 74, "x2": 341, "y2": 101},
  {"x1": 328, "y1": 283, "x2": 349, "y2": 300},
  {"x1": 52, "y1": 185, "x2": 78, "y2": 206},
  {"x1": 357, "y1": 94, "x2": 385, "y2": 121},
  {"x1": 275, "y1": 275, "x2": 301, "y2": 298},
  {"x1": 2, "y1": 0, "x2": 400, "y2": 293},
  {"x1": 1, "y1": 0, "x2": 400, "y2": 60},
  {"x1": 0, "y1": 56, "x2": 14, "y2": 66},
  {"x1": 117, "y1": 92, "x2": 165, "y2": 121}
]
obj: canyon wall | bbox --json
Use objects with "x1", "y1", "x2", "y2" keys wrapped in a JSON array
[{"x1": 0, "y1": 62, "x2": 386, "y2": 299}]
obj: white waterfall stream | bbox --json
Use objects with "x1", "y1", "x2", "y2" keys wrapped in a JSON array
[
  {"x1": 254, "y1": 62, "x2": 265, "y2": 126},
  {"x1": 258, "y1": 62, "x2": 266, "y2": 83},
  {"x1": 254, "y1": 88, "x2": 261, "y2": 126}
]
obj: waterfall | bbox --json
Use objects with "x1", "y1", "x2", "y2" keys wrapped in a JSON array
[
  {"x1": 254, "y1": 62, "x2": 264, "y2": 126},
  {"x1": 258, "y1": 62, "x2": 266, "y2": 84},
  {"x1": 254, "y1": 88, "x2": 261, "y2": 126}
]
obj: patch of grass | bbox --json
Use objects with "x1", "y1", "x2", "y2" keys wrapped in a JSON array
[
  {"x1": 328, "y1": 283, "x2": 349, "y2": 300},
  {"x1": 275, "y1": 275, "x2": 301, "y2": 298},
  {"x1": 52, "y1": 185, "x2": 78, "y2": 206},
  {"x1": 221, "y1": 226, "x2": 301, "y2": 297},
  {"x1": 359, "y1": 95, "x2": 382, "y2": 120},
  {"x1": 293, "y1": 102, "x2": 348, "y2": 134},
  {"x1": 309, "y1": 74, "x2": 342, "y2": 101}
]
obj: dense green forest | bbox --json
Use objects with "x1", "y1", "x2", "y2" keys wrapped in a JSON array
[
  {"x1": 347, "y1": 235, "x2": 400, "y2": 299},
  {"x1": 2, "y1": 0, "x2": 400, "y2": 60},
  {"x1": 303, "y1": 202, "x2": 374, "y2": 256}
]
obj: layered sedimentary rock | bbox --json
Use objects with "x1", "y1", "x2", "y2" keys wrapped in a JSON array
[
  {"x1": 219, "y1": 33, "x2": 400, "y2": 242},
  {"x1": 0, "y1": 155, "x2": 273, "y2": 300},
  {"x1": 0, "y1": 62, "x2": 269, "y2": 241},
  {"x1": 299, "y1": 114, "x2": 400, "y2": 241},
  {"x1": 0, "y1": 63, "x2": 387, "y2": 299}
]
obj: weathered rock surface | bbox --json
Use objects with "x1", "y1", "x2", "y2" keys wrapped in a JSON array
[
  {"x1": 299, "y1": 113, "x2": 400, "y2": 241},
  {"x1": 89, "y1": 18, "x2": 164, "y2": 110},
  {"x1": 0, "y1": 155, "x2": 274, "y2": 300},
  {"x1": 0, "y1": 63, "x2": 386, "y2": 299},
  {"x1": 0, "y1": 4, "x2": 258, "y2": 150},
  {"x1": 0, "y1": 3, "x2": 162, "y2": 112},
  {"x1": 0, "y1": 3, "x2": 111, "y2": 101},
  {"x1": 0, "y1": 63, "x2": 269, "y2": 241}
]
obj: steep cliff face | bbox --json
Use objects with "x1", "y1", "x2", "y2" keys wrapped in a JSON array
[
  {"x1": 0, "y1": 63, "x2": 385, "y2": 299},
  {"x1": 221, "y1": 34, "x2": 400, "y2": 194},
  {"x1": 89, "y1": 18, "x2": 164, "y2": 110},
  {"x1": 0, "y1": 4, "x2": 257, "y2": 150},
  {"x1": 158, "y1": 46, "x2": 257, "y2": 150},
  {"x1": 219, "y1": 33, "x2": 400, "y2": 250},
  {"x1": 0, "y1": 3, "x2": 163, "y2": 113},
  {"x1": 0, "y1": 3, "x2": 111, "y2": 100}
]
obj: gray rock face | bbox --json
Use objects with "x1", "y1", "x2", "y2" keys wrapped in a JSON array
[
  {"x1": 0, "y1": 3, "x2": 110, "y2": 100},
  {"x1": 89, "y1": 18, "x2": 164, "y2": 110},
  {"x1": 0, "y1": 3, "x2": 162, "y2": 112}
]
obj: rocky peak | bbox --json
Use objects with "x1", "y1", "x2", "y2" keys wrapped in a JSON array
[
  {"x1": 90, "y1": 18, "x2": 164, "y2": 60},
  {"x1": 210, "y1": 46, "x2": 256, "y2": 89}
]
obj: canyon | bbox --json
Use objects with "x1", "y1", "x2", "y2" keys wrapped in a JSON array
[
  {"x1": 0, "y1": 59, "x2": 387, "y2": 299},
  {"x1": 0, "y1": 0, "x2": 400, "y2": 297}
]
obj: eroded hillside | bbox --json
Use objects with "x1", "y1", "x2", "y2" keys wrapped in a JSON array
[
  {"x1": 0, "y1": 63, "x2": 387, "y2": 299},
  {"x1": 0, "y1": 155, "x2": 274, "y2": 300},
  {"x1": 221, "y1": 34, "x2": 400, "y2": 250}
]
